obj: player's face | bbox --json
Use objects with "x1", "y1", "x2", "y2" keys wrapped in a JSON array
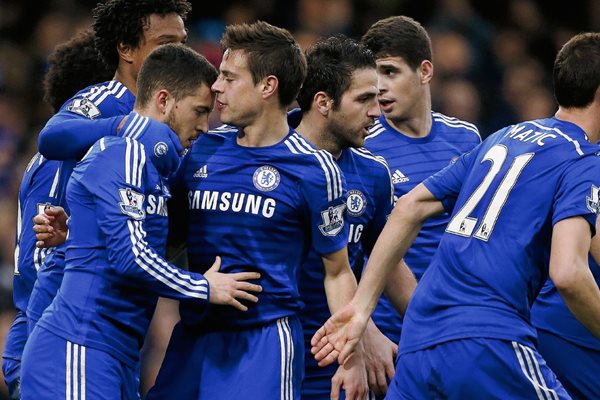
[
  {"x1": 166, "y1": 84, "x2": 215, "y2": 148},
  {"x1": 329, "y1": 68, "x2": 380, "y2": 148},
  {"x1": 130, "y1": 13, "x2": 188, "y2": 80},
  {"x1": 376, "y1": 56, "x2": 427, "y2": 121},
  {"x1": 212, "y1": 49, "x2": 262, "y2": 127}
]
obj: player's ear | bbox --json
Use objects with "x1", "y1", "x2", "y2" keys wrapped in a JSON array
[
  {"x1": 420, "y1": 60, "x2": 433, "y2": 84},
  {"x1": 261, "y1": 75, "x2": 279, "y2": 101},
  {"x1": 156, "y1": 89, "x2": 172, "y2": 116},
  {"x1": 117, "y1": 42, "x2": 135, "y2": 64},
  {"x1": 314, "y1": 92, "x2": 332, "y2": 116}
]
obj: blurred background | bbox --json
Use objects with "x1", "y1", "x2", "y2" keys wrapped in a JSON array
[{"x1": 0, "y1": 0, "x2": 598, "y2": 397}]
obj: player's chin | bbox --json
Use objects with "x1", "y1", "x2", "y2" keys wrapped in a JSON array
[{"x1": 182, "y1": 138, "x2": 193, "y2": 149}]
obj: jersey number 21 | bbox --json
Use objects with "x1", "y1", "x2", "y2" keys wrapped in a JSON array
[{"x1": 446, "y1": 144, "x2": 534, "y2": 241}]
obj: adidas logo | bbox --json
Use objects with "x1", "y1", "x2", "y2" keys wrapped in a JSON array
[
  {"x1": 392, "y1": 169, "x2": 409, "y2": 184},
  {"x1": 193, "y1": 165, "x2": 208, "y2": 178}
]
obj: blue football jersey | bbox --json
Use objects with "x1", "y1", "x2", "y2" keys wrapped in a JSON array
[
  {"x1": 25, "y1": 81, "x2": 135, "y2": 327},
  {"x1": 299, "y1": 146, "x2": 393, "y2": 378},
  {"x1": 12, "y1": 155, "x2": 63, "y2": 314},
  {"x1": 532, "y1": 256, "x2": 600, "y2": 351},
  {"x1": 36, "y1": 113, "x2": 209, "y2": 367},
  {"x1": 399, "y1": 117, "x2": 600, "y2": 354},
  {"x1": 364, "y1": 112, "x2": 480, "y2": 342},
  {"x1": 172, "y1": 126, "x2": 348, "y2": 330}
]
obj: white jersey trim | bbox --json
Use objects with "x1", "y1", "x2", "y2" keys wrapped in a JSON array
[
  {"x1": 127, "y1": 220, "x2": 208, "y2": 299},
  {"x1": 49, "y1": 165, "x2": 61, "y2": 198},
  {"x1": 66, "y1": 341, "x2": 86, "y2": 400},
  {"x1": 284, "y1": 133, "x2": 343, "y2": 202},
  {"x1": 433, "y1": 112, "x2": 481, "y2": 140},
  {"x1": 529, "y1": 120, "x2": 584, "y2": 156},
  {"x1": 277, "y1": 317, "x2": 294, "y2": 400},
  {"x1": 366, "y1": 120, "x2": 386, "y2": 140},
  {"x1": 124, "y1": 138, "x2": 146, "y2": 188},
  {"x1": 512, "y1": 342, "x2": 559, "y2": 400},
  {"x1": 350, "y1": 147, "x2": 394, "y2": 204}
]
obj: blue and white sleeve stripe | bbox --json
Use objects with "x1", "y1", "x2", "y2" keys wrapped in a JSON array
[
  {"x1": 127, "y1": 219, "x2": 208, "y2": 299},
  {"x1": 284, "y1": 133, "x2": 343, "y2": 201},
  {"x1": 124, "y1": 138, "x2": 146, "y2": 188},
  {"x1": 120, "y1": 113, "x2": 150, "y2": 141}
]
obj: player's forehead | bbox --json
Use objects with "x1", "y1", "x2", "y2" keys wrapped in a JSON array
[
  {"x1": 375, "y1": 56, "x2": 410, "y2": 70},
  {"x1": 344, "y1": 68, "x2": 379, "y2": 98},
  {"x1": 142, "y1": 13, "x2": 187, "y2": 43},
  {"x1": 219, "y1": 49, "x2": 250, "y2": 75},
  {"x1": 180, "y1": 84, "x2": 215, "y2": 109}
]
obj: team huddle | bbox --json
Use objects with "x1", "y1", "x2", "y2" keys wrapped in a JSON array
[{"x1": 3, "y1": 0, "x2": 600, "y2": 399}]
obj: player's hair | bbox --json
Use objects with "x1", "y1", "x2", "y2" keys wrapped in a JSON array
[
  {"x1": 220, "y1": 21, "x2": 307, "y2": 108},
  {"x1": 92, "y1": 0, "x2": 191, "y2": 72},
  {"x1": 361, "y1": 15, "x2": 432, "y2": 70},
  {"x1": 136, "y1": 43, "x2": 217, "y2": 107},
  {"x1": 297, "y1": 35, "x2": 375, "y2": 112},
  {"x1": 43, "y1": 29, "x2": 113, "y2": 112},
  {"x1": 553, "y1": 32, "x2": 600, "y2": 108}
]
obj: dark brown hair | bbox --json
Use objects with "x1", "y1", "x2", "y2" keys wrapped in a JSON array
[
  {"x1": 221, "y1": 21, "x2": 307, "y2": 108},
  {"x1": 553, "y1": 32, "x2": 600, "y2": 108},
  {"x1": 361, "y1": 15, "x2": 432, "y2": 70},
  {"x1": 136, "y1": 44, "x2": 217, "y2": 107}
]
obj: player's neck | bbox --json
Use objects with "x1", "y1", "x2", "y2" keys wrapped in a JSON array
[
  {"x1": 113, "y1": 69, "x2": 137, "y2": 97},
  {"x1": 385, "y1": 108, "x2": 432, "y2": 139},
  {"x1": 236, "y1": 106, "x2": 289, "y2": 147},
  {"x1": 296, "y1": 118, "x2": 343, "y2": 159},
  {"x1": 555, "y1": 104, "x2": 600, "y2": 144}
]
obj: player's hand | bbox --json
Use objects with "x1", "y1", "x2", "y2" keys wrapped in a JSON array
[
  {"x1": 330, "y1": 346, "x2": 368, "y2": 400},
  {"x1": 311, "y1": 302, "x2": 369, "y2": 367},
  {"x1": 204, "y1": 256, "x2": 262, "y2": 311},
  {"x1": 33, "y1": 206, "x2": 69, "y2": 248},
  {"x1": 362, "y1": 321, "x2": 397, "y2": 396}
]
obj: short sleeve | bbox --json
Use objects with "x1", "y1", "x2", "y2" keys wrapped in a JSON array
[
  {"x1": 553, "y1": 154, "x2": 600, "y2": 235},
  {"x1": 300, "y1": 154, "x2": 349, "y2": 255},
  {"x1": 423, "y1": 146, "x2": 478, "y2": 213}
]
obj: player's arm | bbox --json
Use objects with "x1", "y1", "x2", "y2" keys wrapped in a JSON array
[
  {"x1": 89, "y1": 142, "x2": 261, "y2": 310},
  {"x1": 321, "y1": 248, "x2": 358, "y2": 314},
  {"x1": 353, "y1": 160, "x2": 404, "y2": 395},
  {"x1": 39, "y1": 114, "x2": 121, "y2": 160},
  {"x1": 590, "y1": 216, "x2": 600, "y2": 266},
  {"x1": 320, "y1": 237, "x2": 369, "y2": 400},
  {"x1": 352, "y1": 183, "x2": 442, "y2": 335},
  {"x1": 312, "y1": 183, "x2": 444, "y2": 366},
  {"x1": 37, "y1": 87, "x2": 126, "y2": 160},
  {"x1": 551, "y1": 216, "x2": 600, "y2": 338},
  {"x1": 312, "y1": 150, "x2": 473, "y2": 365},
  {"x1": 363, "y1": 161, "x2": 417, "y2": 316},
  {"x1": 383, "y1": 260, "x2": 416, "y2": 315},
  {"x1": 301, "y1": 152, "x2": 368, "y2": 399}
]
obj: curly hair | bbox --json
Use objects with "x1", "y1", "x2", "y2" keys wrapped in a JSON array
[
  {"x1": 43, "y1": 29, "x2": 113, "y2": 112},
  {"x1": 92, "y1": 0, "x2": 191, "y2": 72}
]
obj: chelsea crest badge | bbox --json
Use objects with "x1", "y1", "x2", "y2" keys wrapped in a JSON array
[{"x1": 253, "y1": 165, "x2": 280, "y2": 191}]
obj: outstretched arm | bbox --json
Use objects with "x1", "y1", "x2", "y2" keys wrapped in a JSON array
[
  {"x1": 311, "y1": 183, "x2": 444, "y2": 365},
  {"x1": 383, "y1": 259, "x2": 417, "y2": 315},
  {"x1": 39, "y1": 116, "x2": 120, "y2": 160},
  {"x1": 321, "y1": 248, "x2": 369, "y2": 400}
]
